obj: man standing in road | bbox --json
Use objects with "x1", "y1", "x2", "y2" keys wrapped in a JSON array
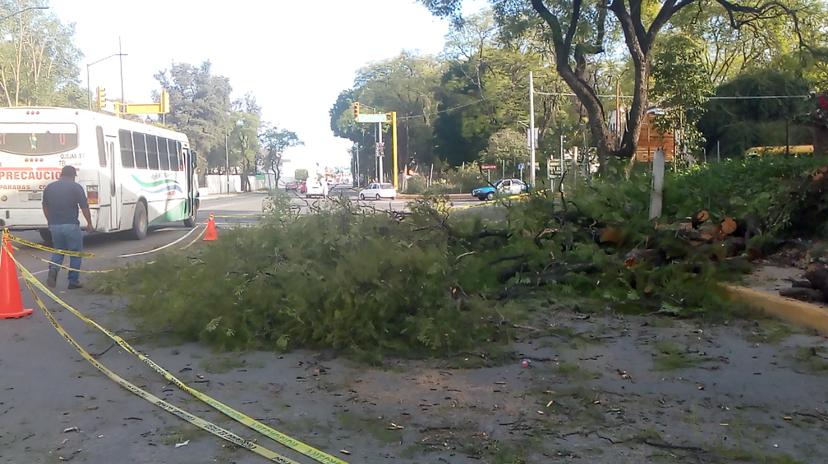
[{"x1": 42, "y1": 165, "x2": 95, "y2": 289}]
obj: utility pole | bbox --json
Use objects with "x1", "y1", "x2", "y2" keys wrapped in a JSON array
[
  {"x1": 376, "y1": 122, "x2": 383, "y2": 183},
  {"x1": 225, "y1": 133, "x2": 230, "y2": 194},
  {"x1": 390, "y1": 111, "x2": 398, "y2": 189},
  {"x1": 354, "y1": 143, "x2": 360, "y2": 187},
  {"x1": 119, "y1": 37, "x2": 125, "y2": 112},
  {"x1": 528, "y1": 71, "x2": 536, "y2": 189}
]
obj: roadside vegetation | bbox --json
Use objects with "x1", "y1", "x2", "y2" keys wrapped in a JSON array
[{"x1": 96, "y1": 156, "x2": 828, "y2": 359}]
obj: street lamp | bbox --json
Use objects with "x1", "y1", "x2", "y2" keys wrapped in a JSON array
[
  {"x1": 0, "y1": 5, "x2": 48, "y2": 22},
  {"x1": 86, "y1": 48, "x2": 127, "y2": 111}
]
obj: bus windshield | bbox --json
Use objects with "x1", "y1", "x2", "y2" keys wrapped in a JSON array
[{"x1": 0, "y1": 122, "x2": 78, "y2": 155}]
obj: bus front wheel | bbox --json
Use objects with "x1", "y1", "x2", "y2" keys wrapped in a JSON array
[
  {"x1": 129, "y1": 202, "x2": 148, "y2": 240},
  {"x1": 183, "y1": 206, "x2": 197, "y2": 228}
]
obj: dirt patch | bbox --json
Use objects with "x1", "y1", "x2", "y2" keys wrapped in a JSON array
[{"x1": 2, "y1": 290, "x2": 827, "y2": 463}]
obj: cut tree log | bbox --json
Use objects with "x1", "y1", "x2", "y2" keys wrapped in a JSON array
[
  {"x1": 691, "y1": 209, "x2": 710, "y2": 229},
  {"x1": 624, "y1": 248, "x2": 665, "y2": 268},
  {"x1": 804, "y1": 263, "x2": 828, "y2": 302},
  {"x1": 598, "y1": 226, "x2": 624, "y2": 245},
  {"x1": 780, "y1": 287, "x2": 826, "y2": 302},
  {"x1": 720, "y1": 216, "x2": 738, "y2": 237}
]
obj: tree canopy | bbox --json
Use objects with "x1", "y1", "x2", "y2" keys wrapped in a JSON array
[
  {"x1": 0, "y1": 0, "x2": 84, "y2": 107},
  {"x1": 421, "y1": 0, "x2": 827, "y2": 168}
]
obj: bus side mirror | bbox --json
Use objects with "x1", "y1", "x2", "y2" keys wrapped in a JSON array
[{"x1": 191, "y1": 150, "x2": 198, "y2": 167}]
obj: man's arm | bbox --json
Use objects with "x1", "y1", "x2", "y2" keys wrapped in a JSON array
[
  {"x1": 42, "y1": 188, "x2": 50, "y2": 222},
  {"x1": 81, "y1": 206, "x2": 94, "y2": 232},
  {"x1": 77, "y1": 184, "x2": 94, "y2": 232}
]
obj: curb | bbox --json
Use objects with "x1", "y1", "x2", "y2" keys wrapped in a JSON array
[{"x1": 723, "y1": 284, "x2": 828, "y2": 335}]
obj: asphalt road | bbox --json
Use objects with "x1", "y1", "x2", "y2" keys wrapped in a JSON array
[
  {"x1": 0, "y1": 188, "x2": 480, "y2": 463},
  {"x1": 10, "y1": 192, "x2": 272, "y2": 285}
]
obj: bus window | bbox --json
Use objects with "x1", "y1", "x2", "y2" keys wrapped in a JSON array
[
  {"x1": 133, "y1": 132, "x2": 148, "y2": 169},
  {"x1": 175, "y1": 141, "x2": 183, "y2": 170},
  {"x1": 0, "y1": 122, "x2": 78, "y2": 155},
  {"x1": 96, "y1": 126, "x2": 106, "y2": 167},
  {"x1": 119, "y1": 129, "x2": 134, "y2": 168},
  {"x1": 146, "y1": 135, "x2": 159, "y2": 170},
  {"x1": 165, "y1": 139, "x2": 176, "y2": 171},
  {"x1": 158, "y1": 137, "x2": 170, "y2": 170}
]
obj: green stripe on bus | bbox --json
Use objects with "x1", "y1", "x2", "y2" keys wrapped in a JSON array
[
  {"x1": 149, "y1": 201, "x2": 188, "y2": 225},
  {"x1": 131, "y1": 175, "x2": 182, "y2": 188}
]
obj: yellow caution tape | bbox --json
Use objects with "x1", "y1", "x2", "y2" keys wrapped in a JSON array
[
  {"x1": 15, "y1": 258, "x2": 348, "y2": 464},
  {"x1": 39, "y1": 258, "x2": 113, "y2": 274},
  {"x1": 180, "y1": 225, "x2": 206, "y2": 251},
  {"x1": 17, "y1": 274, "x2": 300, "y2": 464},
  {"x1": 210, "y1": 213, "x2": 266, "y2": 219},
  {"x1": 4, "y1": 230, "x2": 94, "y2": 258}
]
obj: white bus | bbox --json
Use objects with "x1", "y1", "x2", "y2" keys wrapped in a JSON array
[{"x1": 0, "y1": 107, "x2": 199, "y2": 241}]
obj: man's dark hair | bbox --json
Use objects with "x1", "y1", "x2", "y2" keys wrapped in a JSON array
[{"x1": 60, "y1": 165, "x2": 77, "y2": 178}]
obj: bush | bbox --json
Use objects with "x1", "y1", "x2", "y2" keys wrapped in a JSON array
[
  {"x1": 98, "y1": 157, "x2": 828, "y2": 357},
  {"x1": 403, "y1": 175, "x2": 427, "y2": 194},
  {"x1": 444, "y1": 164, "x2": 484, "y2": 193},
  {"x1": 99, "y1": 197, "x2": 517, "y2": 359}
]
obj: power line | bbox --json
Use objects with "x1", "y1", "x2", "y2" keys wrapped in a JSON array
[
  {"x1": 534, "y1": 91, "x2": 810, "y2": 100},
  {"x1": 396, "y1": 97, "x2": 489, "y2": 121}
]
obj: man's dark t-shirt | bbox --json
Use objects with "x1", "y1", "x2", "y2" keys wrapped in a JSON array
[{"x1": 43, "y1": 178, "x2": 89, "y2": 226}]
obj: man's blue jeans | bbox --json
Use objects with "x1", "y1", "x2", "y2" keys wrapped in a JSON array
[{"x1": 48, "y1": 224, "x2": 83, "y2": 284}]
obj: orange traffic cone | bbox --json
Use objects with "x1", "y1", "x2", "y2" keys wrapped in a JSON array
[
  {"x1": 203, "y1": 213, "x2": 218, "y2": 242},
  {"x1": 0, "y1": 232, "x2": 33, "y2": 319}
]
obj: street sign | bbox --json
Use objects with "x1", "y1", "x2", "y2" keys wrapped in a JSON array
[
  {"x1": 357, "y1": 113, "x2": 389, "y2": 123},
  {"x1": 547, "y1": 157, "x2": 563, "y2": 177},
  {"x1": 481, "y1": 164, "x2": 497, "y2": 170}
]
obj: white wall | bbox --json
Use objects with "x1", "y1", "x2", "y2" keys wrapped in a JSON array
[{"x1": 203, "y1": 174, "x2": 279, "y2": 195}]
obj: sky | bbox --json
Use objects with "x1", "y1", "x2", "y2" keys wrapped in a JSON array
[{"x1": 49, "y1": 0, "x2": 480, "y2": 174}]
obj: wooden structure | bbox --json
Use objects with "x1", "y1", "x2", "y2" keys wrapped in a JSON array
[{"x1": 635, "y1": 112, "x2": 675, "y2": 163}]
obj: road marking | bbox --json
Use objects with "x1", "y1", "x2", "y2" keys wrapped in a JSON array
[
  {"x1": 117, "y1": 225, "x2": 201, "y2": 258},
  {"x1": 15, "y1": 257, "x2": 348, "y2": 464}
]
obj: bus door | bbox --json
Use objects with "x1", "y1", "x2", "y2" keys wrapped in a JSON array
[
  {"x1": 183, "y1": 147, "x2": 195, "y2": 215},
  {"x1": 106, "y1": 136, "x2": 119, "y2": 229},
  {"x1": 96, "y1": 126, "x2": 120, "y2": 231}
]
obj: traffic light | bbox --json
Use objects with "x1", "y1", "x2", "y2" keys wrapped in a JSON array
[
  {"x1": 160, "y1": 89, "x2": 170, "y2": 114},
  {"x1": 352, "y1": 102, "x2": 360, "y2": 120},
  {"x1": 95, "y1": 86, "x2": 106, "y2": 110}
]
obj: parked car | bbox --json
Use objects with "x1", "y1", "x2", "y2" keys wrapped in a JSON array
[
  {"x1": 284, "y1": 179, "x2": 299, "y2": 191},
  {"x1": 359, "y1": 182, "x2": 397, "y2": 200},
  {"x1": 305, "y1": 180, "x2": 329, "y2": 198},
  {"x1": 299, "y1": 181, "x2": 307, "y2": 194},
  {"x1": 471, "y1": 178, "x2": 527, "y2": 201}
]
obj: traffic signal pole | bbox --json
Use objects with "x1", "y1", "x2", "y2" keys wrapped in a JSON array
[
  {"x1": 376, "y1": 122, "x2": 383, "y2": 183},
  {"x1": 391, "y1": 111, "x2": 398, "y2": 189}
]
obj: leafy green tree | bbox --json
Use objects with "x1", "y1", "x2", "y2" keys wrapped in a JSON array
[
  {"x1": 0, "y1": 0, "x2": 84, "y2": 107},
  {"x1": 155, "y1": 61, "x2": 232, "y2": 175},
  {"x1": 423, "y1": 0, "x2": 819, "y2": 170},
  {"x1": 331, "y1": 52, "x2": 443, "y2": 180},
  {"x1": 229, "y1": 94, "x2": 261, "y2": 192},
  {"x1": 699, "y1": 69, "x2": 812, "y2": 156},
  {"x1": 651, "y1": 33, "x2": 713, "y2": 156},
  {"x1": 260, "y1": 126, "x2": 302, "y2": 187},
  {"x1": 294, "y1": 169, "x2": 308, "y2": 181},
  {"x1": 479, "y1": 128, "x2": 528, "y2": 176},
  {"x1": 434, "y1": 11, "x2": 570, "y2": 166}
]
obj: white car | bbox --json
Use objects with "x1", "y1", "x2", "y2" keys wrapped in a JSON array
[
  {"x1": 305, "y1": 180, "x2": 329, "y2": 198},
  {"x1": 359, "y1": 182, "x2": 396, "y2": 200}
]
